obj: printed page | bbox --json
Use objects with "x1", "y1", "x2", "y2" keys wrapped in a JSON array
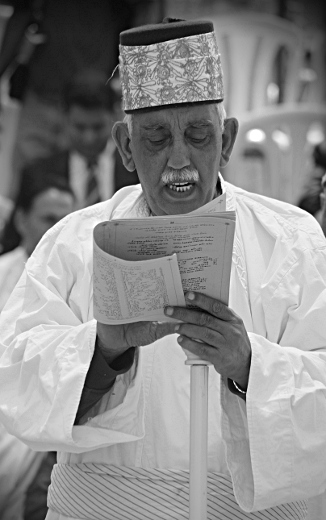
[
  {"x1": 94, "y1": 211, "x2": 235, "y2": 320},
  {"x1": 102, "y1": 214, "x2": 235, "y2": 305},
  {"x1": 93, "y1": 188, "x2": 235, "y2": 323},
  {"x1": 93, "y1": 239, "x2": 185, "y2": 324}
]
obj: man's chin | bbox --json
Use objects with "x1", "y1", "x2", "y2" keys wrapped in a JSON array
[
  {"x1": 162, "y1": 185, "x2": 216, "y2": 215},
  {"x1": 152, "y1": 198, "x2": 206, "y2": 216}
]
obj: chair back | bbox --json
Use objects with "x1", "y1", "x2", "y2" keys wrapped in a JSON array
[
  {"x1": 210, "y1": 13, "x2": 304, "y2": 117},
  {"x1": 224, "y1": 103, "x2": 326, "y2": 205},
  {"x1": 300, "y1": 29, "x2": 326, "y2": 104}
]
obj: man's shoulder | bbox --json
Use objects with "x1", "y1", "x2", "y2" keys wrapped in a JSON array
[
  {"x1": 45, "y1": 184, "x2": 142, "y2": 239},
  {"x1": 228, "y1": 182, "x2": 326, "y2": 246},
  {"x1": 229, "y1": 181, "x2": 314, "y2": 218}
]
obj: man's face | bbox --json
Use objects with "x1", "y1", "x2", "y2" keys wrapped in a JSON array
[
  {"x1": 17, "y1": 188, "x2": 75, "y2": 255},
  {"x1": 117, "y1": 104, "x2": 237, "y2": 216},
  {"x1": 66, "y1": 105, "x2": 113, "y2": 161}
]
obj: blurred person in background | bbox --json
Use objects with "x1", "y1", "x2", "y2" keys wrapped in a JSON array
[
  {"x1": 21, "y1": 68, "x2": 139, "y2": 210},
  {"x1": 0, "y1": 169, "x2": 74, "y2": 520},
  {"x1": 0, "y1": 0, "x2": 160, "y2": 199},
  {"x1": 0, "y1": 428, "x2": 45, "y2": 520},
  {"x1": 298, "y1": 140, "x2": 326, "y2": 223},
  {"x1": 0, "y1": 167, "x2": 74, "y2": 306}
]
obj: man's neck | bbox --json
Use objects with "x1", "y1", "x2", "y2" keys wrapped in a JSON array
[{"x1": 215, "y1": 176, "x2": 222, "y2": 198}]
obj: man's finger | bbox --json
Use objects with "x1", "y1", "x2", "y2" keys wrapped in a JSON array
[
  {"x1": 125, "y1": 320, "x2": 177, "y2": 347},
  {"x1": 185, "y1": 291, "x2": 233, "y2": 321}
]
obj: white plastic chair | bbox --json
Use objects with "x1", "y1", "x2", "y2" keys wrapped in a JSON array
[
  {"x1": 224, "y1": 103, "x2": 326, "y2": 205},
  {"x1": 209, "y1": 12, "x2": 304, "y2": 117},
  {"x1": 299, "y1": 28, "x2": 326, "y2": 104}
]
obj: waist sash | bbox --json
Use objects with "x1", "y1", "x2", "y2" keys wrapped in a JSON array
[{"x1": 48, "y1": 463, "x2": 307, "y2": 520}]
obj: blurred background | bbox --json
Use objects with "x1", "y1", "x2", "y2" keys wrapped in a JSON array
[
  {"x1": 0, "y1": 0, "x2": 325, "y2": 213},
  {"x1": 161, "y1": 0, "x2": 326, "y2": 213}
]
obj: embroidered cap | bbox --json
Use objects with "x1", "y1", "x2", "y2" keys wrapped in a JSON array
[{"x1": 119, "y1": 18, "x2": 224, "y2": 112}]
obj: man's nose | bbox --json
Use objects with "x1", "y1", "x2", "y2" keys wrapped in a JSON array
[{"x1": 167, "y1": 137, "x2": 190, "y2": 170}]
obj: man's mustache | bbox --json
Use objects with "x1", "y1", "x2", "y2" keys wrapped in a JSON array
[{"x1": 161, "y1": 167, "x2": 200, "y2": 184}]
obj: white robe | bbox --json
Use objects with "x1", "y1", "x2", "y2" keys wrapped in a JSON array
[
  {"x1": 0, "y1": 178, "x2": 325, "y2": 518},
  {"x1": 0, "y1": 246, "x2": 27, "y2": 312},
  {"x1": 0, "y1": 246, "x2": 44, "y2": 519}
]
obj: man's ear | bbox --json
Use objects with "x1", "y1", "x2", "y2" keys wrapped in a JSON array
[
  {"x1": 112, "y1": 122, "x2": 136, "y2": 172},
  {"x1": 220, "y1": 117, "x2": 239, "y2": 168}
]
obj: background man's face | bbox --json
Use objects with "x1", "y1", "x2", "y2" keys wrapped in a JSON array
[
  {"x1": 17, "y1": 188, "x2": 75, "y2": 255},
  {"x1": 66, "y1": 106, "x2": 113, "y2": 162},
  {"x1": 129, "y1": 104, "x2": 226, "y2": 216}
]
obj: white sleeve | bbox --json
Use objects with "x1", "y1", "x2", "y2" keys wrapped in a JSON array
[
  {"x1": 222, "y1": 244, "x2": 326, "y2": 512},
  {"x1": 0, "y1": 210, "x2": 144, "y2": 454}
]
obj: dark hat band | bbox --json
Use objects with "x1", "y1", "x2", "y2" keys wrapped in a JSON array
[{"x1": 120, "y1": 19, "x2": 214, "y2": 46}]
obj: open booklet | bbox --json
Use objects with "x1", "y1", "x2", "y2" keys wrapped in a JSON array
[{"x1": 93, "y1": 193, "x2": 236, "y2": 324}]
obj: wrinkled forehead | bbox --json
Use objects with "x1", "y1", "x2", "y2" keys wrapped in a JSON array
[{"x1": 132, "y1": 103, "x2": 219, "y2": 131}]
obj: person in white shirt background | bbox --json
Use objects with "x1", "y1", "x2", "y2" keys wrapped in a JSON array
[
  {"x1": 19, "y1": 68, "x2": 139, "y2": 211},
  {"x1": 0, "y1": 168, "x2": 74, "y2": 520},
  {"x1": 0, "y1": 17, "x2": 326, "y2": 520}
]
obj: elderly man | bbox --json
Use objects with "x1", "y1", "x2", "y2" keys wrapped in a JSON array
[{"x1": 0, "y1": 18, "x2": 325, "y2": 520}]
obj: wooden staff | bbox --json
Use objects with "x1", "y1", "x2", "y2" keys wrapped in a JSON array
[{"x1": 185, "y1": 352, "x2": 212, "y2": 520}]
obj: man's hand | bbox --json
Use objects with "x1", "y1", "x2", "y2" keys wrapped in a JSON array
[
  {"x1": 164, "y1": 291, "x2": 251, "y2": 390},
  {"x1": 97, "y1": 320, "x2": 177, "y2": 365}
]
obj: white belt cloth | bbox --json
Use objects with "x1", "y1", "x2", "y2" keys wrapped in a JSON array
[{"x1": 47, "y1": 463, "x2": 307, "y2": 520}]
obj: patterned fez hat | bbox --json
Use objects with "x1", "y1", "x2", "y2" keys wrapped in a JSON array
[{"x1": 118, "y1": 18, "x2": 224, "y2": 112}]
